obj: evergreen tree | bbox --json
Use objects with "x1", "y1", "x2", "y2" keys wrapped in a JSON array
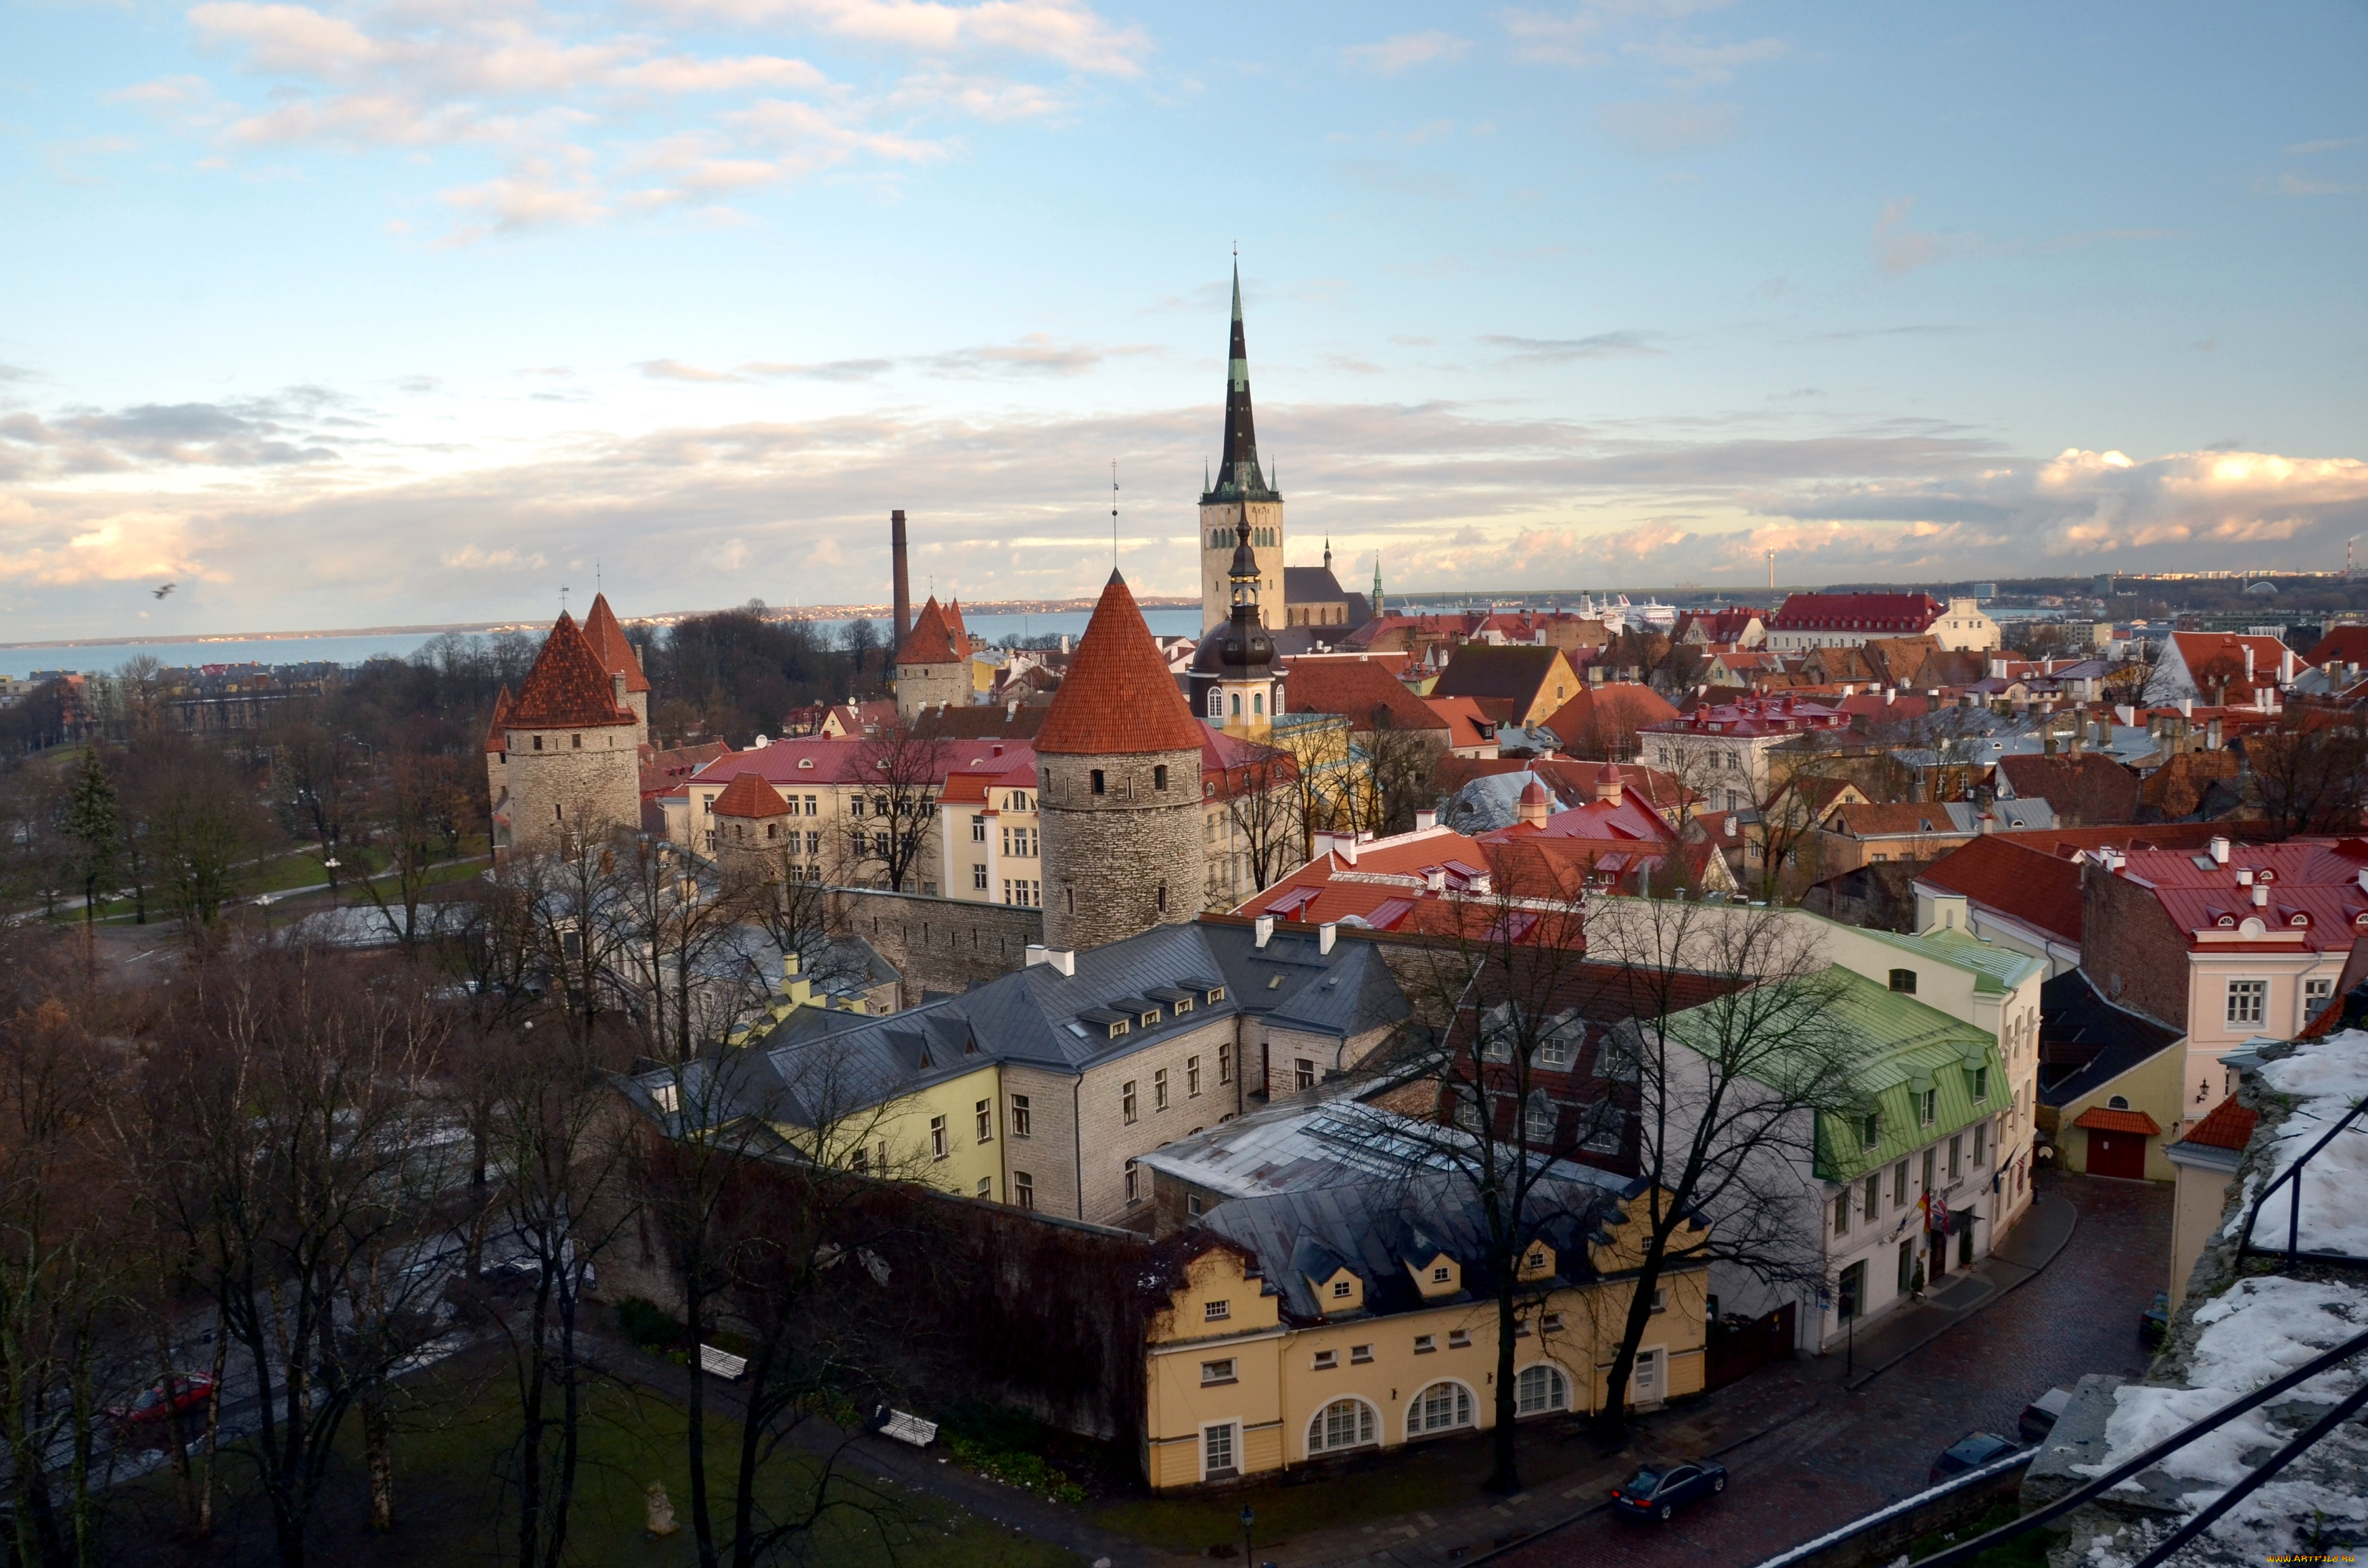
[{"x1": 63, "y1": 746, "x2": 120, "y2": 925}]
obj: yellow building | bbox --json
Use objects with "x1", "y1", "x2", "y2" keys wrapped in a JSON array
[{"x1": 1141, "y1": 1174, "x2": 1709, "y2": 1488}]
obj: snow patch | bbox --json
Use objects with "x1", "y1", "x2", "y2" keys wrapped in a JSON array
[{"x1": 2248, "y1": 1030, "x2": 2368, "y2": 1255}]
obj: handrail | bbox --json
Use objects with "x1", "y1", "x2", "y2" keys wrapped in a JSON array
[
  {"x1": 1906, "y1": 1324, "x2": 2368, "y2": 1568},
  {"x1": 2235, "y1": 1096, "x2": 2367, "y2": 1272}
]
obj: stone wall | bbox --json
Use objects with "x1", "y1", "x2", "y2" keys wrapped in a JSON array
[
  {"x1": 828, "y1": 886, "x2": 1043, "y2": 1005},
  {"x1": 501, "y1": 728, "x2": 641, "y2": 856},
  {"x1": 894, "y1": 660, "x2": 970, "y2": 719},
  {"x1": 1039, "y1": 745, "x2": 1206, "y2": 951},
  {"x1": 1072, "y1": 1017, "x2": 1247, "y2": 1226}
]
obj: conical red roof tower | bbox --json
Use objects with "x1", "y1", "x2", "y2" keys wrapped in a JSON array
[
  {"x1": 580, "y1": 593, "x2": 650, "y2": 693},
  {"x1": 506, "y1": 612, "x2": 636, "y2": 730},
  {"x1": 1037, "y1": 572, "x2": 1203, "y2": 756}
]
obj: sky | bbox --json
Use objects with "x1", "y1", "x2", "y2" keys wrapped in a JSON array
[{"x1": 3, "y1": 0, "x2": 2366, "y2": 641}]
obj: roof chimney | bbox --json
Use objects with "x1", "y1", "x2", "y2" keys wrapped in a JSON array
[
  {"x1": 890, "y1": 509, "x2": 912, "y2": 643},
  {"x1": 1414, "y1": 807, "x2": 1438, "y2": 831},
  {"x1": 2210, "y1": 835, "x2": 2231, "y2": 865},
  {"x1": 1254, "y1": 915, "x2": 1274, "y2": 948},
  {"x1": 1594, "y1": 760, "x2": 1624, "y2": 804},
  {"x1": 2252, "y1": 881, "x2": 2269, "y2": 908},
  {"x1": 1024, "y1": 944, "x2": 1074, "y2": 976},
  {"x1": 1319, "y1": 922, "x2": 1338, "y2": 954}
]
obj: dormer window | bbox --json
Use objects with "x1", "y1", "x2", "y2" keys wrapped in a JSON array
[
  {"x1": 1331, "y1": 1279, "x2": 1352, "y2": 1299},
  {"x1": 2291, "y1": 913, "x2": 2308, "y2": 927},
  {"x1": 1204, "y1": 1299, "x2": 1231, "y2": 1322},
  {"x1": 1431, "y1": 1264, "x2": 1451, "y2": 1284},
  {"x1": 1206, "y1": 986, "x2": 1225, "y2": 1003}
]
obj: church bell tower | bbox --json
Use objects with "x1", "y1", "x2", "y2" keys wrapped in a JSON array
[{"x1": 1199, "y1": 260, "x2": 1283, "y2": 633}]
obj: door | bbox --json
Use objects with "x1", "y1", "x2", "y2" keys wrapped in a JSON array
[
  {"x1": 1633, "y1": 1347, "x2": 1663, "y2": 1406},
  {"x1": 1928, "y1": 1233, "x2": 1946, "y2": 1281},
  {"x1": 1958, "y1": 1224, "x2": 1975, "y2": 1268},
  {"x1": 2087, "y1": 1128, "x2": 2146, "y2": 1180}
]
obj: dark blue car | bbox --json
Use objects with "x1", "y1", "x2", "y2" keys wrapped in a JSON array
[
  {"x1": 1610, "y1": 1459, "x2": 1728, "y2": 1521},
  {"x1": 1929, "y1": 1432, "x2": 2018, "y2": 1483}
]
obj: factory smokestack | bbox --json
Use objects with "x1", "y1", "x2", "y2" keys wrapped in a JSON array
[{"x1": 890, "y1": 509, "x2": 911, "y2": 643}]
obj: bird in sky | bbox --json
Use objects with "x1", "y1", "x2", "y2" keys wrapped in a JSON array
[{"x1": 153, "y1": 583, "x2": 175, "y2": 599}]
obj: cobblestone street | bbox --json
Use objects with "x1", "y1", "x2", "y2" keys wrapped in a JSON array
[{"x1": 1495, "y1": 1171, "x2": 2174, "y2": 1568}]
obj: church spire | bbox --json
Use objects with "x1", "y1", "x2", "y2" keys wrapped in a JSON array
[{"x1": 1203, "y1": 257, "x2": 1278, "y2": 505}]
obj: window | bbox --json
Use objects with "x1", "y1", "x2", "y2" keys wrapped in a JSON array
[
  {"x1": 532, "y1": 735, "x2": 543, "y2": 752},
  {"x1": 1309, "y1": 1398, "x2": 1375, "y2": 1452},
  {"x1": 930, "y1": 1117, "x2": 947, "y2": 1160},
  {"x1": 1921, "y1": 1147, "x2": 1936, "y2": 1193},
  {"x1": 1834, "y1": 1195, "x2": 1850, "y2": 1237},
  {"x1": 1863, "y1": 1174, "x2": 1881, "y2": 1218},
  {"x1": 2304, "y1": 975, "x2": 2334, "y2": 1022},
  {"x1": 1972, "y1": 1122, "x2": 1987, "y2": 1166},
  {"x1": 1187, "y1": 1057, "x2": 1202, "y2": 1097},
  {"x1": 1860, "y1": 1112, "x2": 1881, "y2": 1151},
  {"x1": 1516, "y1": 1365, "x2": 1569, "y2": 1416},
  {"x1": 973, "y1": 864, "x2": 988, "y2": 891},
  {"x1": 974, "y1": 1100, "x2": 994, "y2": 1144},
  {"x1": 2109, "y1": 1094, "x2": 2130, "y2": 1111},
  {"x1": 1542, "y1": 1312, "x2": 1564, "y2": 1333},
  {"x1": 1312, "y1": 1349, "x2": 1338, "y2": 1370},
  {"x1": 1893, "y1": 1160, "x2": 1909, "y2": 1205},
  {"x1": 1413, "y1": 1334, "x2": 1436, "y2": 1354},
  {"x1": 1949, "y1": 1135, "x2": 1962, "y2": 1180},
  {"x1": 1208, "y1": 689, "x2": 1223, "y2": 718},
  {"x1": 2227, "y1": 979, "x2": 2266, "y2": 1026},
  {"x1": 1013, "y1": 1172, "x2": 1034, "y2": 1209},
  {"x1": 1204, "y1": 1299, "x2": 1231, "y2": 1323},
  {"x1": 1535, "y1": 1031, "x2": 1576, "y2": 1070},
  {"x1": 1010, "y1": 1096, "x2": 1032, "y2": 1138},
  {"x1": 1650, "y1": 1289, "x2": 1667, "y2": 1314},
  {"x1": 970, "y1": 814, "x2": 986, "y2": 842},
  {"x1": 1898, "y1": 1239, "x2": 1917, "y2": 1295},
  {"x1": 1218, "y1": 1044, "x2": 1232, "y2": 1084},
  {"x1": 1526, "y1": 1247, "x2": 1547, "y2": 1272},
  {"x1": 1186, "y1": 1193, "x2": 1203, "y2": 1217},
  {"x1": 1296, "y1": 1058, "x2": 1317, "y2": 1091},
  {"x1": 1412, "y1": 1382, "x2": 1474, "y2": 1433},
  {"x1": 1972, "y1": 1065, "x2": 1989, "y2": 1101},
  {"x1": 1524, "y1": 1095, "x2": 1556, "y2": 1145},
  {"x1": 1202, "y1": 1423, "x2": 1235, "y2": 1478},
  {"x1": 1838, "y1": 1260, "x2": 1865, "y2": 1323},
  {"x1": 976, "y1": 1177, "x2": 991, "y2": 1199},
  {"x1": 1331, "y1": 1278, "x2": 1352, "y2": 1299},
  {"x1": 1154, "y1": 1069, "x2": 1170, "y2": 1110},
  {"x1": 1122, "y1": 1082, "x2": 1138, "y2": 1124},
  {"x1": 1888, "y1": 968, "x2": 1917, "y2": 994},
  {"x1": 1124, "y1": 1159, "x2": 1141, "y2": 1206},
  {"x1": 1090, "y1": 769, "x2": 1106, "y2": 795},
  {"x1": 1154, "y1": 764, "x2": 1169, "y2": 791},
  {"x1": 1156, "y1": 883, "x2": 1168, "y2": 913},
  {"x1": 1917, "y1": 1088, "x2": 1937, "y2": 1125},
  {"x1": 570, "y1": 734, "x2": 581, "y2": 750},
  {"x1": 1350, "y1": 1344, "x2": 1373, "y2": 1364}
]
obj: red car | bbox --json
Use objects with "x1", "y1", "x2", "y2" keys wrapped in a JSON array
[{"x1": 109, "y1": 1373, "x2": 218, "y2": 1434}]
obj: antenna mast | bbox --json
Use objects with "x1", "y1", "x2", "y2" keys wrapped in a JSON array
[{"x1": 1111, "y1": 460, "x2": 1120, "y2": 570}]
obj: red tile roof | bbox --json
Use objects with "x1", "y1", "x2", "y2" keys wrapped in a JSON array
[
  {"x1": 1995, "y1": 754, "x2": 2141, "y2": 827},
  {"x1": 1424, "y1": 694, "x2": 1498, "y2": 745},
  {"x1": 2176, "y1": 1097, "x2": 2258, "y2": 1152},
  {"x1": 1035, "y1": 572, "x2": 1205, "y2": 756},
  {"x1": 1914, "y1": 835, "x2": 2087, "y2": 943},
  {"x1": 2108, "y1": 839, "x2": 2368, "y2": 952},
  {"x1": 712, "y1": 773, "x2": 792, "y2": 818},
  {"x1": 1645, "y1": 695, "x2": 1848, "y2": 737},
  {"x1": 1280, "y1": 655, "x2": 1447, "y2": 733},
  {"x1": 482, "y1": 685, "x2": 511, "y2": 754},
  {"x1": 2304, "y1": 625, "x2": 2368, "y2": 669},
  {"x1": 505, "y1": 612, "x2": 637, "y2": 731},
  {"x1": 2072, "y1": 1106, "x2": 2162, "y2": 1136},
  {"x1": 580, "y1": 593, "x2": 650, "y2": 695},
  {"x1": 1539, "y1": 683, "x2": 1679, "y2": 748},
  {"x1": 1767, "y1": 592, "x2": 1944, "y2": 634},
  {"x1": 895, "y1": 596, "x2": 964, "y2": 666}
]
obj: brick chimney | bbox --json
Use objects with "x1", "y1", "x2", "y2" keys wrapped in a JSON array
[{"x1": 890, "y1": 509, "x2": 912, "y2": 643}]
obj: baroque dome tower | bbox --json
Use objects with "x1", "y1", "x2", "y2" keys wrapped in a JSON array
[{"x1": 1187, "y1": 517, "x2": 1284, "y2": 737}]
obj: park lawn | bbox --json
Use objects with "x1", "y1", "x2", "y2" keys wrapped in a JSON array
[
  {"x1": 1091, "y1": 1441, "x2": 1470, "y2": 1553},
  {"x1": 114, "y1": 1350, "x2": 1078, "y2": 1568}
]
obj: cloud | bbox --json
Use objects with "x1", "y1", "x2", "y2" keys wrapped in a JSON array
[
  {"x1": 1332, "y1": 158, "x2": 1464, "y2": 200},
  {"x1": 2283, "y1": 135, "x2": 2365, "y2": 156},
  {"x1": 2264, "y1": 172, "x2": 2362, "y2": 197},
  {"x1": 1595, "y1": 99, "x2": 1739, "y2": 154},
  {"x1": 1342, "y1": 30, "x2": 1470, "y2": 76},
  {"x1": 1501, "y1": 3, "x2": 1764, "y2": 70},
  {"x1": 1871, "y1": 198, "x2": 1978, "y2": 275},
  {"x1": 1480, "y1": 330, "x2": 1666, "y2": 362},
  {"x1": 1620, "y1": 35, "x2": 1783, "y2": 87},
  {"x1": 922, "y1": 333, "x2": 1154, "y2": 377},
  {"x1": 739, "y1": 359, "x2": 896, "y2": 382},
  {"x1": 649, "y1": 0, "x2": 1149, "y2": 77},
  {"x1": 637, "y1": 359, "x2": 748, "y2": 383},
  {"x1": 0, "y1": 391, "x2": 349, "y2": 476},
  {"x1": 1796, "y1": 323, "x2": 1968, "y2": 344}
]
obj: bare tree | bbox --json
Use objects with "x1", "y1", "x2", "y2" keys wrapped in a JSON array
[
  {"x1": 1218, "y1": 747, "x2": 1302, "y2": 902},
  {"x1": 357, "y1": 745, "x2": 468, "y2": 947},
  {"x1": 848, "y1": 721, "x2": 947, "y2": 893},
  {"x1": 604, "y1": 839, "x2": 771, "y2": 1064},
  {"x1": 139, "y1": 737, "x2": 278, "y2": 933},
  {"x1": 2246, "y1": 715, "x2": 2368, "y2": 839},
  {"x1": 272, "y1": 716, "x2": 367, "y2": 898}
]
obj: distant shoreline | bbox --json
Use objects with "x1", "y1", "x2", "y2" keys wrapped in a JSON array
[{"x1": 1, "y1": 597, "x2": 1206, "y2": 653}]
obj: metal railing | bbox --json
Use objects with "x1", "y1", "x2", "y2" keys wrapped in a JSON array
[
  {"x1": 2235, "y1": 1096, "x2": 2367, "y2": 1273},
  {"x1": 1907, "y1": 1324, "x2": 2368, "y2": 1568}
]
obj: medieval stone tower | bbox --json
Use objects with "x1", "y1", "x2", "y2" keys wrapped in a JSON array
[
  {"x1": 1199, "y1": 261, "x2": 1283, "y2": 632},
  {"x1": 1037, "y1": 572, "x2": 1207, "y2": 951},
  {"x1": 488, "y1": 606, "x2": 642, "y2": 862}
]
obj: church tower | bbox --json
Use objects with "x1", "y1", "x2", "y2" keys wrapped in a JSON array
[
  {"x1": 1037, "y1": 572, "x2": 1207, "y2": 951},
  {"x1": 1187, "y1": 518, "x2": 1284, "y2": 737},
  {"x1": 1199, "y1": 261, "x2": 1283, "y2": 632}
]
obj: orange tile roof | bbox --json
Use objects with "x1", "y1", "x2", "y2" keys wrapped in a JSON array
[
  {"x1": 2072, "y1": 1106, "x2": 2162, "y2": 1136},
  {"x1": 712, "y1": 773, "x2": 791, "y2": 818},
  {"x1": 580, "y1": 593, "x2": 650, "y2": 694},
  {"x1": 1035, "y1": 572, "x2": 1204, "y2": 756},
  {"x1": 505, "y1": 612, "x2": 637, "y2": 730},
  {"x1": 482, "y1": 685, "x2": 511, "y2": 754},
  {"x1": 2176, "y1": 1097, "x2": 2258, "y2": 1152},
  {"x1": 896, "y1": 596, "x2": 964, "y2": 666}
]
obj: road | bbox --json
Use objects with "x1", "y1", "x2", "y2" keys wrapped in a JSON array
[{"x1": 1496, "y1": 1172, "x2": 2173, "y2": 1567}]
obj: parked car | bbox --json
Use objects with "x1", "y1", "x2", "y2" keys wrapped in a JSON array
[
  {"x1": 1930, "y1": 1432, "x2": 2018, "y2": 1483},
  {"x1": 108, "y1": 1373, "x2": 218, "y2": 1435},
  {"x1": 2019, "y1": 1387, "x2": 2073, "y2": 1443},
  {"x1": 2140, "y1": 1292, "x2": 2171, "y2": 1347},
  {"x1": 1610, "y1": 1459, "x2": 1728, "y2": 1521}
]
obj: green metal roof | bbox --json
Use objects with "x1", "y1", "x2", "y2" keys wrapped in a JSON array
[
  {"x1": 1854, "y1": 925, "x2": 2044, "y2": 995},
  {"x1": 1666, "y1": 964, "x2": 2005, "y2": 1182}
]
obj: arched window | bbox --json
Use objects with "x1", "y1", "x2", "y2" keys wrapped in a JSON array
[
  {"x1": 2108, "y1": 1094, "x2": 2130, "y2": 1111},
  {"x1": 1252, "y1": 693, "x2": 1265, "y2": 716},
  {"x1": 1208, "y1": 689, "x2": 1223, "y2": 718},
  {"x1": 1516, "y1": 1364, "x2": 1569, "y2": 1416},
  {"x1": 1230, "y1": 692, "x2": 1242, "y2": 716},
  {"x1": 1410, "y1": 1381, "x2": 1474, "y2": 1435},
  {"x1": 1308, "y1": 1398, "x2": 1377, "y2": 1454}
]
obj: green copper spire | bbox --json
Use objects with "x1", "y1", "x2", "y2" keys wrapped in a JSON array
[{"x1": 1202, "y1": 257, "x2": 1277, "y2": 505}]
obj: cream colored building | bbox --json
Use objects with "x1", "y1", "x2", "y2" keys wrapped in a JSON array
[
  {"x1": 1929, "y1": 597, "x2": 2003, "y2": 652},
  {"x1": 1143, "y1": 1174, "x2": 1708, "y2": 1489}
]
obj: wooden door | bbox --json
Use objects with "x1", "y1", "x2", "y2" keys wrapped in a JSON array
[{"x1": 2087, "y1": 1128, "x2": 2145, "y2": 1180}]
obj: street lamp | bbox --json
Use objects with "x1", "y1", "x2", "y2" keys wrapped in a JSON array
[{"x1": 1239, "y1": 1505, "x2": 1254, "y2": 1564}]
